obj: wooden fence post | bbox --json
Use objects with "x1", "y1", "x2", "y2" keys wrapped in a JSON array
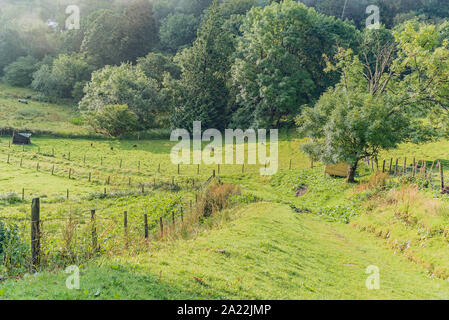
[
  {"x1": 382, "y1": 159, "x2": 386, "y2": 173},
  {"x1": 160, "y1": 217, "x2": 163, "y2": 237},
  {"x1": 7, "y1": 154, "x2": 9, "y2": 164},
  {"x1": 440, "y1": 162, "x2": 444, "y2": 191},
  {"x1": 124, "y1": 211, "x2": 128, "y2": 247},
  {"x1": 22, "y1": 188, "x2": 24, "y2": 201},
  {"x1": 51, "y1": 165, "x2": 54, "y2": 175},
  {"x1": 412, "y1": 158, "x2": 416, "y2": 177},
  {"x1": 389, "y1": 158, "x2": 393, "y2": 174},
  {"x1": 144, "y1": 214, "x2": 148, "y2": 239},
  {"x1": 213, "y1": 169, "x2": 216, "y2": 178},
  {"x1": 289, "y1": 160, "x2": 292, "y2": 170},
  {"x1": 91, "y1": 210, "x2": 97, "y2": 253},
  {"x1": 178, "y1": 164, "x2": 180, "y2": 175},
  {"x1": 197, "y1": 164, "x2": 200, "y2": 175},
  {"x1": 20, "y1": 158, "x2": 23, "y2": 167},
  {"x1": 31, "y1": 198, "x2": 40, "y2": 272},
  {"x1": 89, "y1": 172, "x2": 91, "y2": 182},
  {"x1": 395, "y1": 159, "x2": 399, "y2": 175},
  {"x1": 66, "y1": 189, "x2": 69, "y2": 200}
]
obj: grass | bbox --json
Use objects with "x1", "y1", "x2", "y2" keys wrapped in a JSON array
[
  {"x1": 0, "y1": 83, "x2": 89, "y2": 136},
  {"x1": 352, "y1": 184, "x2": 449, "y2": 280},
  {"x1": 2, "y1": 84, "x2": 449, "y2": 299},
  {"x1": 1, "y1": 202, "x2": 449, "y2": 299}
]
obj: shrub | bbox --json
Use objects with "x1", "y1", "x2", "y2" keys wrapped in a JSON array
[
  {"x1": 79, "y1": 64, "x2": 162, "y2": 129},
  {"x1": 32, "y1": 54, "x2": 94, "y2": 100},
  {"x1": 197, "y1": 179, "x2": 241, "y2": 218},
  {"x1": 0, "y1": 222, "x2": 29, "y2": 276},
  {"x1": 84, "y1": 104, "x2": 140, "y2": 137}
]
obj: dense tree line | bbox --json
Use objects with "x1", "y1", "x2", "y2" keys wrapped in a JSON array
[{"x1": 2, "y1": 0, "x2": 449, "y2": 140}]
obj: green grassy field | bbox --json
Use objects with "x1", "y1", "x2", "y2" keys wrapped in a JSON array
[
  {"x1": 0, "y1": 83, "x2": 88, "y2": 136},
  {"x1": 1, "y1": 202, "x2": 449, "y2": 300},
  {"x1": 1, "y1": 85, "x2": 449, "y2": 300}
]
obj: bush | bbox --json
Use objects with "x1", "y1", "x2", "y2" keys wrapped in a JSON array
[
  {"x1": 0, "y1": 222, "x2": 29, "y2": 276},
  {"x1": 85, "y1": 104, "x2": 140, "y2": 137},
  {"x1": 197, "y1": 179, "x2": 241, "y2": 218},
  {"x1": 79, "y1": 64, "x2": 162, "y2": 129},
  {"x1": 32, "y1": 54, "x2": 94, "y2": 100},
  {"x1": 3, "y1": 56, "x2": 39, "y2": 87}
]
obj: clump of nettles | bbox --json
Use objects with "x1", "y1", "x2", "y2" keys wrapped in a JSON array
[{"x1": 0, "y1": 222, "x2": 29, "y2": 277}]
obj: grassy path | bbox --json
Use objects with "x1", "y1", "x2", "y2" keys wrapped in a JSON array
[{"x1": 1, "y1": 202, "x2": 448, "y2": 300}]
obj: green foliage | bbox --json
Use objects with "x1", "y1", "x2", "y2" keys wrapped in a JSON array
[
  {"x1": 136, "y1": 53, "x2": 181, "y2": 87},
  {"x1": 3, "y1": 56, "x2": 39, "y2": 87},
  {"x1": 0, "y1": 222, "x2": 29, "y2": 277},
  {"x1": 167, "y1": 0, "x2": 234, "y2": 131},
  {"x1": 79, "y1": 63, "x2": 162, "y2": 129},
  {"x1": 81, "y1": 0, "x2": 157, "y2": 67},
  {"x1": 85, "y1": 104, "x2": 140, "y2": 137},
  {"x1": 0, "y1": 29, "x2": 26, "y2": 76},
  {"x1": 231, "y1": 0, "x2": 358, "y2": 128},
  {"x1": 80, "y1": 10, "x2": 123, "y2": 67},
  {"x1": 32, "y1": 54, "x2": 94, "y2": 100},
  {"x1": 159, "y1": 13, "x2": 199, "y2": 53},
  {"x1": 298, "y1": 23, "x2": 449, "y2": 181}
]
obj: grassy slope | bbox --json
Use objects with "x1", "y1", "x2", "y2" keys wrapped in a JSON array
[
  {"x1": 1, "y1": 85, "x2": 449, "y2": 299},
  {"x1": 1, "y1": 202, "x2": 448, "y2": 300},
  {"x1": 0, "y1": 84, "x2": 88, "y2": 135}
]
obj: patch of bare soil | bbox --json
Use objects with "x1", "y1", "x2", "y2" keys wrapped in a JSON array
[{"x1": 295, "y1": 185, "x2": 308, "y2": 197}]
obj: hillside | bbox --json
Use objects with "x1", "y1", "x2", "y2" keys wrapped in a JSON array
[
  {"x1": 2, "y1": 202, "x2": 449, "y2": 300},
  {"x1": 2, "y1": 0, "x2": 449, "y2": 302}
]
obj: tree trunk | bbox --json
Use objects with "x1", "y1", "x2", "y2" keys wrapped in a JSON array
[{"x1": 347, "y1": 161, "x2": 358, "y2": 183}]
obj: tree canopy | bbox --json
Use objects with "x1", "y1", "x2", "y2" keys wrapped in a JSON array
[{"x1": 297, "y1": 23, "x2": 449, "y2": 182}]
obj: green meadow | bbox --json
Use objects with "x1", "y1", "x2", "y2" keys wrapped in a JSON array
[{"x1": 1, "y1": 86, "x2": 449, "y2": 300}]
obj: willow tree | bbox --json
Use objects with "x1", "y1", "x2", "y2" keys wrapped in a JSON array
[{"x1": 297, "y1": 22, "x2": 449, "y2": 182}]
